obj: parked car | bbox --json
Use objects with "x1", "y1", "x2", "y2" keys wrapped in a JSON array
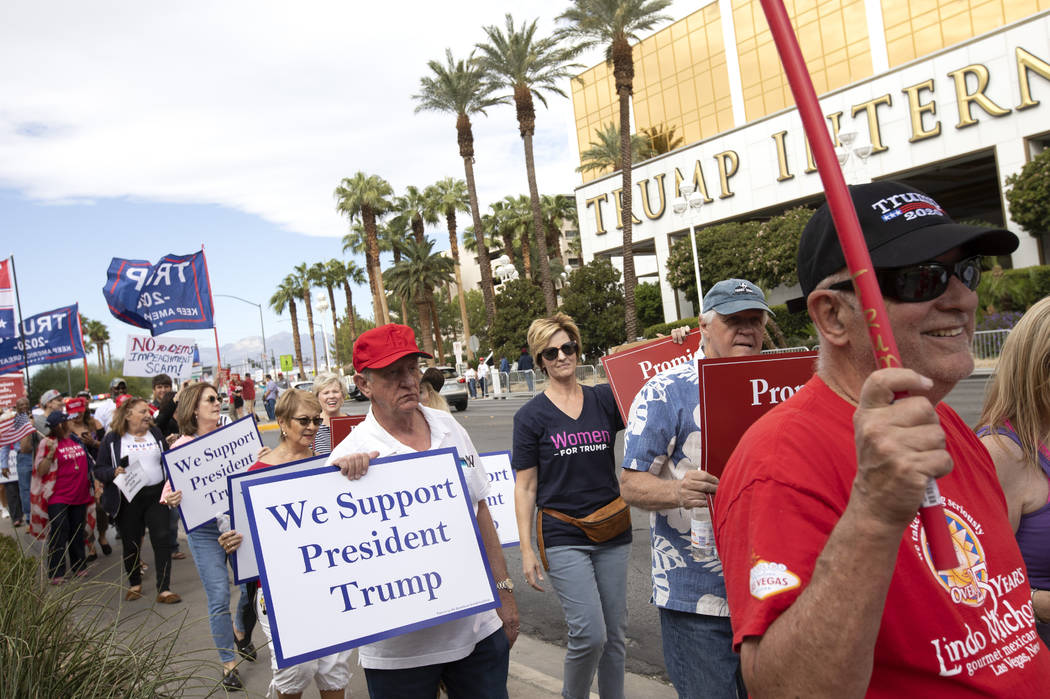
[
  {"x1": 434, "y1": 366, "x2": 468, "y2": 412},
  {"x1": 292, "y1": 380, "x2": 313, "y2": 393}
]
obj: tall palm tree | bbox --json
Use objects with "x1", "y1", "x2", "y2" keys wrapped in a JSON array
[
  {"x1": 87, "y1": 319, "x2": 110, "y2": 371},
  {"x1": 294, "y1": 263, "x2": 319, "y2": 374},
  {"x1": 541, "y1": 193, "x2": 577, "y2": 268},
  {"x1": 413, "y1": 49, "x2": 502, "y2": 328},
  {"x1": 577, "y1": 121, "x2": 653, "y2": 174},
  {"x1": 497, "y1": 195, "x2": 535, "y2": 279},
  {"x1": 334, "y1": 172, "x2": 394, "y2": 325},
  {"x1": 640, "y1": 122, "x2": 684, "y2": 155},
  {"x1": 394, "y1": 185, "x2": 439, "y2": 245},
  {"x1": 331, "y1": 258, "x2": 366, "y2": 344},
  {"x1": 425, "y1": 177, "x2": 475, "y2": 361},
  {"x1": 477, "y1": 14, "x2": 580, "y2": 314},
  {"x1": 270, "y1": 276, "x2": 306, "y2": 379},
  {"x1": 310, "y1": 261, "x2": 340, "y2": 366},
  {"x1": 558, "y1": 0, "x2": 673, "y2": 339},
  {"x1": 383, "y1": 238, "x2": 456, "y2": 366}
]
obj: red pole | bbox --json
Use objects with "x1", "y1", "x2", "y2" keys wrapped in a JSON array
[
  {"x1": 76, "y1": 312, "x2": 89, "y2": 391},
  {"x1": 200, "y1": 245, "x2": 222, "y2": 375},
  {"x1": 758, "y1": 0, "x2": 957, "y2": 570}
]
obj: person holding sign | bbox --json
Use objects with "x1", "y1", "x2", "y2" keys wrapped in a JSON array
[
  {"x1": 311, "y1": 373, "x2": 345, "y2": 455},
  {"x1": 224, "y1": 388, "x2": 354, "y2": 699},
  {"x1": 94, "y1": 398, "x2": 179, "y2": 603},
  {"x1": 715, "y1": 182, "x2": 1050, "y2": 695},
  {"x1": 327, "y1": 323, "x2": 517, "y2": 699},
  {"x1": 512, "y1": 313, "x2": 631, "y2": 699},
  {"x1": 620, "y1": 278, "x2": 771, "y2": 698},
  {"x1": 162, "y1": 382, "x2": 254, "y2": 690}
]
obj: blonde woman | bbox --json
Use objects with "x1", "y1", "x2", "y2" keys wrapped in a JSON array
[
  {"x1": 976, "y1": 296, "x2": 1050, "y2": 645},
  {"x1": 311, "y1": 372, "x2": 345, "y2": 455},
  {"x1": 512, "y1": 313, "x2": 630, "y2": 699},
  {"x1": 420, "y1": 367, "x2": 450, "y2": 412}
]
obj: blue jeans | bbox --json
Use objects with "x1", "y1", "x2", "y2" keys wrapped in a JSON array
[
  {"x1": 364, "y1": 628, "x2": 509, "y2": 698},
  {"x1": 523, "y1": 371, "x2": 534, "y2": 392},
  {"x1": 467, "y1": 379, "x2": 477, "y2": 398},
  {"x1": 658, "y1": 608, "x2": 745, "y2": 699},
  {"x1": 186, "y1": 520, "x2": 251, "y2": 663},
  {"x1": 17, "y1": 453, "x2": 33, "y2": 521},
  {"x1": 546, "y1": 543, "x2": 630, "y2": 699},
  {"x1": 265, "y1": 397, "x2": 276, "y2": 420}
]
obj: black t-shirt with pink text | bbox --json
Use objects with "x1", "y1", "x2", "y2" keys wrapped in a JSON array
[{"x1": 512, "y1": 383, "x2": 629, "y2": 548}]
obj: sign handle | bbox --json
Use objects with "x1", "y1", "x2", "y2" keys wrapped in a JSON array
[{"x1": 758, "y1": 0, "x2": 957, "y2": 571}]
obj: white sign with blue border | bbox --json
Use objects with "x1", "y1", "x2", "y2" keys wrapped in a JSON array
[
  {"x1": 162, "y1": 414, "x2": 262, "y2": 531},
  {"x1": 243, "y1": 447, "x2": 499, "y2": 668},
  {"x1": 228, "y1": 456, "x2": 327, "y2": 584},
  {"x1": 480, "y1": 451, "x2": 518, "y2": 547}
]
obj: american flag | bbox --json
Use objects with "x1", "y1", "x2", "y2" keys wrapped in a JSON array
[
  {"x1": 0, "y1": 411, "x2": 35, "y2": 447},
  {"x1": 0, "y1": 259, "x2": 14, "y2": 341}
]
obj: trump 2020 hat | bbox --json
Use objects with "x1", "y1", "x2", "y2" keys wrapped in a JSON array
[
  {"x1": 703, "y1": 279, "x2": 773, "y2": 316},
  {"x1": 787, "y1": 181, "x2": 1018, "y2": 312},
  {"x1": 352, "y1": 324, "x2": 432, "y2": 373},
  {"x1": 64, "y1": 397, "x2": 88, "y2": 417},
  {"x1": 45, "y1": 409, "x2": 73, "y2": 432}
]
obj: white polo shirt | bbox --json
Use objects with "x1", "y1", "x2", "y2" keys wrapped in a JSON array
[{"x1": 326, "y1": 405, "x2": 501, "y2": 670}]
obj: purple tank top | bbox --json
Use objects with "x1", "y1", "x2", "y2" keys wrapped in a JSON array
[{"x1": 977, "y1": 423, "x2": 1050, "y2": 589}]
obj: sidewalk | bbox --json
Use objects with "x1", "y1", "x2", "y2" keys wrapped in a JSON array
[{"x1": 0, "y1": 516, "x2": 674, "y2": 698}]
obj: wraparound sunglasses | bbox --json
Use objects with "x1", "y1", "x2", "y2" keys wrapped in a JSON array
[{"x1": 828, "y1": 256, "x2": 981, "y2": 303}]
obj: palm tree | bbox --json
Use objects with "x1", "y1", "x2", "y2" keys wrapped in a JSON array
[
  {"x1": 558, "y1": 0, "x2": 673, "y2": 339},
  {"x1": 270, "y1": 276, "x2": 306, "y2": 379},
  {"x1": 413, "y1": 49, "x2": 502, "y2": 328},
  {"x1": 293, "y1": 263, "x2": 320, "y2": 375},
  {"x1": 425, "y1": 177, "x2": 475, "y2": 361},
  {"x1": 577, "y1": 121, "x2": 653, "y2": 174},
  {"x1": 310, "y1": 261, "x2": 341, "y2": 366},
  {"x1": 640, "y1": 122, "x2": 684, "y2": 155},
  {"x1": 497, "y1": 195, "x2": 535, "y2": 278},
  {"x1": 541, "y1": 193, "x2": 577, "y2": 268},
  {"x1": 383, "y1": 238, "x2": 456, "y2": 366},
  {"x1": 477, "y1": 14, "x2": 580, "y2": 314},
  {"x1": 86, "y1": 319, "x2": 110, "y2": 371},
  {"x1": 334, "y1": 172, "x2": 394, "y2": 325},
  {"x1": 331, "y1": 258, "x2": 366, "y2": 344},
  {"x1": 394, "y1": 186, "x2": 439, "y2": 245}
]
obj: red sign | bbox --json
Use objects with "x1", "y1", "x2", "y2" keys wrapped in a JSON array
[
  {"x1": 0, "y1": 374, "x2": 25, "y2": 409},
  {"x1": 330, "y1": 414, "x2": 366, "y2": 449},
  {"x1": 699, "y1": 351, "x2": 817, "y2": 477},
  {"x1": 600, "y1": 330, "x2": 703, "y2": 421}
]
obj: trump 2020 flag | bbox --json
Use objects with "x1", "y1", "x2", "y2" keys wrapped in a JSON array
[
  {"x1": 103, "y1": 251, "x2": 215, "y2": 336},
  {"x1": 0, "y1": 304, "x2": 86, "y2": 373},
  {"x1": 0, "y1": 260, "x2": 14, "y2": 341}
]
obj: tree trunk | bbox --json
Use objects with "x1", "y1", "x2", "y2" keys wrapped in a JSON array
[
  {"x1": 448, "y1": 210, "x2": 474, "y2": 361},
  {"x1": 303, "y1": 293, "x2": 318, "y2": 376},
  {"x1": 613, "y1": 35, "x2": 637, "y2": 339},
  {"x1": 288, "y1": 300, "x2": 305, "y2": 380},
  {"x1": 415, "y1": 297, "x2": 436, "y2": 364},
  {"x1": 516, "y1": 85, "x2": 557, "y2": 313},
  {"x1": 458, "y1": 113, "x2": 496, "y2": 328},
  {"x1": 341, "y1": 281, "x2": 358, "y2": 342},
  {"x1": 520, "y1": 227, "x2": 532, "y2": 280},
  {"x1": 429, "y1": 294, "x2": 445, "y2": 364},
  {"x1": 363, "y1": 206, "x2": 390, "y2": 325},
  {"x1": 326, "y1": 284, "x2": 340, "y2": 366}
]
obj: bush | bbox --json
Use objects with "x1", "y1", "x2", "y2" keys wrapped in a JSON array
[
  {"x1": 560, "y1": 259, "x2": 627, "y2": 356},
  {"x1": 644, "y1": 317, "x2": 697, "y2": 339},
  {"x1": 635, "y1": 282, "x2": 664, "y2": 330},
  {"x1": 1005, "y1": 148, "x2": 1050, "y2": 238},
  {"x1": 768, "y1": 304, "x2": 817, "y2": 346},
  {"x1": 977, "y1": 265, "x2": 1050, "y2": 319}
]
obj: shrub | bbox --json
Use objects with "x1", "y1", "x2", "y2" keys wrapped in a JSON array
[{"x1": 644, "y1": 317, "x2": 697, "y2": 339}]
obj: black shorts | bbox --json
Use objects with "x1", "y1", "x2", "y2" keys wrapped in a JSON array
[{"x1": 233, "y1": 396, "x2": 244, "y2": 408}]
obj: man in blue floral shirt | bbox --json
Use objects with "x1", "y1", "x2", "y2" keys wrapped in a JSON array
[{"x1": 621, "y1": 278, "x2": 771, "y2": 699}]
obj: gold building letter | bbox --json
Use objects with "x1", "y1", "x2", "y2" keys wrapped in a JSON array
[
  {"x1": 714, "y1": 151, "x2": 739, "y2": 199},
  {"x1": 585, "y1": 193, "x2": 608, "y2": 235},
  {"x1": 947, "y1": 64, "x2": 1010, "y2": 128},
  {"x1": 638, "y1": 174, "x2": 666, "y2": 220},
  {"x1": 1016, "y1": 47, "x2": 1050, "y2": 111},
  {"x1": 902, "y1": 79, "x2": 941, "y2": 142}
]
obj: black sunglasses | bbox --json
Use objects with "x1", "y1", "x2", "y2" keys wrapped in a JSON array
[
  {"x1": 290, "y1": 416, "x2": 324, "y2": 427},
  {"x1": 540, "y1": 341, "x2": 579, "y2": 362},
  {"x1": 829, "y1": 256, "x2": 981, "y2": 303},
  {"x1": 202, "y1": 395, "x2": 220, "y2": 404}
]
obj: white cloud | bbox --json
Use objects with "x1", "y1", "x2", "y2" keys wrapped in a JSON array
[{"x1": 0, "y1": 0, "x2": 696, "y2": 238}]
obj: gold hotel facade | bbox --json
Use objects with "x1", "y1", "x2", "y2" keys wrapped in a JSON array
[{"x1": 571, "y1": 1, "x2": 1050, "y2": 321}]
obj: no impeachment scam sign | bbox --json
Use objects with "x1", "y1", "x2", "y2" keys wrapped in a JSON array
[
  {"x1": 480, "y1": 451, "x2": 518, "y2": 547},
  {"x1": 163, "y1": 415, "x2": 263, "y2": 531},
  {"x1": 123, "y1": 334, "x2": 195, "y2": 379},
  {"x1": 243, "y1": 448, "x2": 499, "y2": 668}
]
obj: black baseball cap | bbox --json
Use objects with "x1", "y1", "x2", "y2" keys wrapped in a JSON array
[{"x1": 786, "y1": 181, "x2": 1018, "y2": 313}]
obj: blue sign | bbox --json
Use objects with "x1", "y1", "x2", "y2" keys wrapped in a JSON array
[
  {"x1": 0, "y1": 304, "x2": 85, "y2": 373},
  {"x1": 103, "y1": 251, "x2": 215, "y2": 336}
]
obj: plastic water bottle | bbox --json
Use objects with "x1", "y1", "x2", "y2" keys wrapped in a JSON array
[{"x1": 691, "y1": 507, "x2": 717, "y2": 562}]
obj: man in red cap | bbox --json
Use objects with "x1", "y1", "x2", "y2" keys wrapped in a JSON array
[{"x1": 327, "y1": 324, "x2": 518, "y2": 697}]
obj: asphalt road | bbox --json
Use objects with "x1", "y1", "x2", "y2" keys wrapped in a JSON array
[{"x1": 257, "y1": 370, "x2": 994, "y2": 681}]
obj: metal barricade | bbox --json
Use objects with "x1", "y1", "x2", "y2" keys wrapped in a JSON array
[
  {"x1": 761, "y1": 346, "x2": 810, "y2": 355},
  {"x1": 972, "y1": 329, "x2": 1010, "y2": 360},
  {"x1": 506, "y1": 369, "x2": 539, "y2": 394},
  {"x1": 575, "y1": 364, "x2": 599, "y2": 385}
]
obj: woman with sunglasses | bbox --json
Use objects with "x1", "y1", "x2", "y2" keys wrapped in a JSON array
[
  {"x1": 162, "y1": 382, "x2": 253, "y2": 691},
  {"x1": 221, "y1": 389, "x2": 354, "y2": 699},
  {"x1": 512, "y1": 312, "x2": 630, "y2": 699},
  {"x1": 976, "y1": 296, "x2": 1050, "y2": 646},
  {"x1": 311, "y1": 372, "x2": 346, "y2": 455}
]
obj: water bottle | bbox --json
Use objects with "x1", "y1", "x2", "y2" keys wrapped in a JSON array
[{"x1": 691, "y1": 506, "x2": 717, "y2": 562}]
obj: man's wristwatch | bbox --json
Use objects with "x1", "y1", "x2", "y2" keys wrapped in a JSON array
[{"x1": 495, "y1": 578, "x2": 515, "y2": 592}]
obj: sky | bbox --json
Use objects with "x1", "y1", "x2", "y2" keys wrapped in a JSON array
[{"x1": 1, "y1": 0, "x2": 697, "y2": 371}]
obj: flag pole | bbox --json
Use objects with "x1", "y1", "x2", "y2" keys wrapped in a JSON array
[
  {"x1": 76, "y1": 311, "x2": 89, "y2": 391},
  {"x1": 200, "y1": 245, "x2": 222, "y2": 377},
  {"x1": 758, "y1": 0, "x2": 957, "y2": 571},
  {"x1": 8, "y1": 256, "x2": 31, "y2": 396}
]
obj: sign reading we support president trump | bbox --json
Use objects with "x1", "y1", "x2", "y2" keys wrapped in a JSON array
[
  {"x1": 243, "y1": 448, "x2": 499, "y2": 668},
  {"x1": 123, "y1": 335, "x2": 196, "y2": 379},
  {"x1": 480, "y1": 451, "x2": 518, "y2": 547},
  {"x1": 163, "y1": 415, "x2": 263, "y2": 531},
  {"x1": 699, "y1": 351, "x2": 817, "y2": 477},
  {"x1": 601, "y1": 329, "x2": 703, "y2": 421}
]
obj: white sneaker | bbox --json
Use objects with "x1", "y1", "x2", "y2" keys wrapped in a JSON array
[{"x1": 1, "y1": 508, "x2": 9, "y2": 519}]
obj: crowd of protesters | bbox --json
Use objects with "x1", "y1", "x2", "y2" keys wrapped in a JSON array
[{"x1": 5, "y1": 182, "x2": 1050, "y2": 697}]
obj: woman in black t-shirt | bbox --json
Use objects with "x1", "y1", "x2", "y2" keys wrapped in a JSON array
[{"x1": 512, "y1": 313, "x2": 629, "y2": 699}]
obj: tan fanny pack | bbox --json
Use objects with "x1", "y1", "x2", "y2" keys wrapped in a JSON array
[{"x1": 536, "y1": 496, "x2": 632, "y2": 570}]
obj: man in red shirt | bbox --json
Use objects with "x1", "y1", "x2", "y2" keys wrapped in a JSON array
[
  {"x1": 714, "y1": 181, "x2": 1050, "y2": 696},
  {"x1": 241, "y1": 372, "x2": 256, "y2": 419}
]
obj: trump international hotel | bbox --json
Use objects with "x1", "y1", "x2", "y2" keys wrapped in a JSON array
[{"x1": 570, "y1": 1, "x2": 1050, "y2": 320}]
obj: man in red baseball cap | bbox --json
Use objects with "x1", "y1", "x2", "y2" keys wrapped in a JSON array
[{"x1": 329, "y1": 324, "x2": 518, "y2": 695}]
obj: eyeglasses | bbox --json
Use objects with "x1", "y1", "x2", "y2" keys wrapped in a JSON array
[
  {"x1": 828, "y1": 256, "x2": 981, "y2": 303},
  {"x1": 202, "y1": 395, "x2": 220, "y2": 404},
  {"x1": 540, "y1": 341, "x2": 579, "y2": 362},
  {"x1": 290, "y1": 416, "x2": 324, "y2": 427}
]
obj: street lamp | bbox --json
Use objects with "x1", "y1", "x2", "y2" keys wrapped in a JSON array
[
  {"x1": 672, "y1": 183, "x2": 706, "y2": 314},
  {"x1": 835, "y1": 130, "x2": 873, "y2": 184},
  {"x1": 492, "y1": 255, "x2": 519, "y2": 285},
  {"x1": 214, "y1": 294, "x2": 270, "y2": 377}
]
